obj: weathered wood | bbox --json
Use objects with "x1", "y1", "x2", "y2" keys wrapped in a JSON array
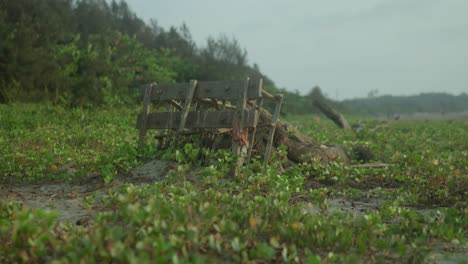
[
  {"x1": 169, "y1": 99, "x2": 183, "y2": 110},
  {"x1": 157, "y1": 104, "x2": 171, "y2": 149},
  {"x1": 178, "y1": 80, "x2": 197, "y2": 132},
  {"x1": 264, "y1": 95, "x2": 283, "y2": 162},
  {"x1": 350, "y1": 163, "x2": 393, "y2": 168},
  {"x1": 137, "y1": 110, "x2": 258, "y2": 130},
  {"x1": 138, "y1": 84, "x2": 153, "y2": 146},
  {"x1": 314, "y1": 99, "x2": 351, "y2": 130},
  {"x1": 150, "y1": 79, "x2": 262, "y2": 101},
  {"x1": 136, "y1": 78, "x2": 289, "y2": 166},
  {"x1": 261, "y1": 90, "x2": 275, "y2": 100},
  {"x1": 232, "y1": 78, "x2": 249, "y2": 152},
  {"x1": 247, "y1": 98, "x2": 263, "y2": 163},
  {"x1": 229, "y1": 78, "x2": 250, "y2": 177}
]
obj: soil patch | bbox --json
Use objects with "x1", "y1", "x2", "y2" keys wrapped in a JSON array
[{"x1": 0, "y1": 160, "x2": 174, "y2": 224}]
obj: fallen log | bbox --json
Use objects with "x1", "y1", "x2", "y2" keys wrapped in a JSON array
[
  {"x1": 350, "y1": 163, "x2": 393, "y2": 168},
  {"x1": 253, "y1": 108, "x2": 351, "y2": 165},
  {"x1": 313, "y1": 99, "x2": 351, "y2": 130}
]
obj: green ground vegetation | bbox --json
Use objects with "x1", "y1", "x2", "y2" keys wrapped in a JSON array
[{"x1": 0, "y1": 104, "x2": 466, "y2": 263}]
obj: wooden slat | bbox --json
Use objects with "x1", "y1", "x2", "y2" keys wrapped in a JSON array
[
  {"x1": 151, "y1": 83, "x2": 192, "y2": 101},
  {"x1": 196, "y1": 80, "x2": 247, "y2": 100},
  {"x1": 247, "y1": 98, "x2": 263, "y2": 164},
  {"x1": 230, "y1": 77, "x2": 250, "y2": 177},
  {"x1": 137, "y1": 110, "x2": 258, "y2": 129},
  {"x1": 197, "y1": 79, "x2": 262, "y2": 99},
  {"x1": 148, "y1": 79, "x2": 263, "y2": 101},
  {"x1": 138, "y1": 84, "x2": 153, "y2": 146},
  {"x1": 178, "y1": 80, "x2": 197, "y2": 132},
  {"x1": 261, "y1": 90, "x2": 275, "y2": 100},
  {"x1": 264, "y1": 95, "x2": 284, "y2": 163},
  {"x1": 249, "y1": 78, "x2": 263, "y2": 98}
]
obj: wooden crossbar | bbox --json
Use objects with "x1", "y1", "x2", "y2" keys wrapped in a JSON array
[
  {"x1": 150, "y1": 79, "x2": 262, "y2": 101},
  {"x1": 137, "y1": 110, "x2": 258, "y2": 129}
]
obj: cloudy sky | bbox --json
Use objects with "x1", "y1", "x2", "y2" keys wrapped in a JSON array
[{"x1": 125, "y1": 0, "x2": 468, "y2": 99}]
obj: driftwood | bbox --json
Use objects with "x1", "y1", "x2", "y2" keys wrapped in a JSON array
[
  {"x1": 252, "y1": 108, "x2": 351, "y2": 165},
  {"x1": 350, "y1": 163, "x2": 393, "y2": 168},
  {"x1": 170, "y1": 106, "x2": 352, "y2": 166},
  {"x1": 313, "y1": 99, "x2": 351, "y2": 130}
]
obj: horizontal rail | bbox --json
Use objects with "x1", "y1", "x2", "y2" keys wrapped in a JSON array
[{"x1": 137, "y1": 110, "x2": 259, "y2": 129}]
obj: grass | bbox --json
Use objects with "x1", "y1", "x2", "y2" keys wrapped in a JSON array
[{"x1": 0, "y1": 104, "x2": 467, "y2": 263}]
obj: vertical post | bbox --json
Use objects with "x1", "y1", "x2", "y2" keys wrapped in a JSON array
[
  {"x1": 247, "y1": 98, "x2": 263, "y2": 164},
  {"x1": 178, "y1": 80, "x2": 198, "y2": 132},
  {"x1": 247, "y1": 79, "x2": 264, "y2": 164},
  {"x1": 229, "y1": 77, "x2": 249, "y2": 177},
  {"x1": 264, "y1": 94, "x2": 283, "y2": 163},
  {"x1": 232, "y1": 78, "x2": 249, "y2": 155},
  {"x1": 139, "y1": 83, "x2": 154, "y2": 147},
  {"x1": 158, "y1": 103, "x2": 172, "y2": 149}
]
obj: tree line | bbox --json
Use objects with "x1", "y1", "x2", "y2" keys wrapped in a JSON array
[
  {"x1": 342, "y1": 92, "x2": 468, "y2": 116},
  {"x1": 1, "y1": 0, "x2": 465, "y2": 115},
  {"x1": 0, "y1": 0, "x2": 277, "y2": 107}
]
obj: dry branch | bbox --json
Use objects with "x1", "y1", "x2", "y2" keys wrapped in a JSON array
[{"x1": 313, "y1": 99, "x2": 351, "y2": 130}]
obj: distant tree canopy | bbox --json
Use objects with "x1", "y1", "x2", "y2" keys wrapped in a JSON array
[
  {"x1": 342, "y1": 93, "x2": 468, "y2": 116},
  {"x1": 1, "y1": 0, "x2": 466, "y2": 115},
  {"x1": 0, "y1": 0, "x2": 273, "y2": 107}
]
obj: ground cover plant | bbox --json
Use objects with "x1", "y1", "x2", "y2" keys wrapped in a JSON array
[{"x1": 0, "y1": 104, "x2": 467, "y2": 263}]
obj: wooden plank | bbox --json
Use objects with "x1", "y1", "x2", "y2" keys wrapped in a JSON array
[
  {"x1": 138, "y1": 84, "x2": 153, "y2": 146},
  {"x1": 247, "y1": 98, "x2": 263, "y2": 164},
  {"x1": 261, "y1": 90, "x2": 275, "y2": 100},
  {"x1": 137, "y1": 110, "x2": 258, "y2": 129},
  {"x1": 149, "y1": 79, "x2": 263, "y2": 101},
  {"x1": 229, "y1": 78, "x2": 250, "y2": 177},
  {"x1": 264, "y1": 95, "x2": 283, "y2": 163},
  {"x1": 169, "y1": 99, "x2": 183, "y2": 110},
  {"x1": 197, "y1": 79, "x2": 262, "y2": 99},
  {"x1": 151, "y1": 82, "x2": 192, "y2": 101},
  {"x1": 249, "y1": 78, "x2": 263, "y2": 99},
  {"x1": 178, "y1": 80, "x2": 197, "y2": 132}
]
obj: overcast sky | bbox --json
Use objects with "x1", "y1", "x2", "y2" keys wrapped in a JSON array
[{"x1": 125, "y1": 0, "x2": 468, "y2": 99}]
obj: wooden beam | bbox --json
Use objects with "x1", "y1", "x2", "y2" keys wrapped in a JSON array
[
  {"x1": 261, "y1": 90, "x2": 275, "y2": 100},
  {"x1": 169, "y1": 99, "x2": 183, "y2": 110},
  {"x1": 229, "y1": 77, "x2": 250, "y2": 177},
  {"x1": 137, "y1": 110, "x2": 258, "y2": 129},
  {"x1": 178, "y1": 80, "x2": 197, "y2": 132},
  {"x1": 138, "y1": 84, "x2": 154, "y2": 146},
  {"x1": 150, "y1": 79, "x2": 263, "y2": 101},
  {"x1": 313, "y1": 99, "x2": 351, "y2": 130},
  {"x1": 247, "y1": 98, "x2": 263, "y2": 164},
  {"x1": 264, "y1": 95, "x2": 283, "y2": 163}
]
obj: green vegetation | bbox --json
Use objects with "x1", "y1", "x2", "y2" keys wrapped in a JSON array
[
  {"x1": 3, "y1": 0, "x2": 465, "y2": 115},
  {"x1": 0, "y1": 0, "x2": 270, "y2": 107},
  {"x1": 1, "y1": 104, "x2": 466, "y2": 263},
  {"x1": 1, "y1": 1, "x2": 467, "y2": 262}
]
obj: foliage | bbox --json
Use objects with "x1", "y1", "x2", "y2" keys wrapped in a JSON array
[
  {"x1": 0, "y1": 0, "x2": 270, "y2": 108},
  {"x1": 0, "y1": 104, "x2": 148, "y2": 183},
  {"x1": 0, "y1": 104, "x2": 467, "y2": 263}
]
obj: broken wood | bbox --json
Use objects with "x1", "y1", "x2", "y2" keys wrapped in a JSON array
[
  {"x1": 253, "y1": 108, "x2": 351, "y2": 165},
  {"x1": 350, "y1": 163, "x2": 393, "y2": 168},
  {"x1": 137, "y1": 110, "x2": 258, "y2": 130},
  {"x1": 313, "y1": 99, "x2": 351, "y2": 130},
  {"x1": 138, "y1": 84, "x2": 153, "y2": 146},
  {"x1": 178, "y1": 80, "x2": 197, "y2": 132}
]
